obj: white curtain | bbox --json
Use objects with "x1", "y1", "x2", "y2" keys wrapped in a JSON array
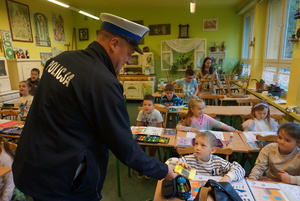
[{"x1": 164, "y1": 38, "x2": 202, "y2": 53}]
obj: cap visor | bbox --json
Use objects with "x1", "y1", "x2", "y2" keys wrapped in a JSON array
[{"x1": 134, "y1": 45, "x2": 143, "y2": 54}]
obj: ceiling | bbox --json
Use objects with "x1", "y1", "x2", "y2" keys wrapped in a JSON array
[{"x1": 49, "y1": 0, "x2": 245, "y2": 17}]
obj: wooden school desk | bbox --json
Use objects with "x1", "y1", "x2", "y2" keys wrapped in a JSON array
[
  {"x1": 176, "y1": 131, "x2": 249, "y2": 153},
  {"x1": 0, "y1": 120, "x2": 24, "y2": 139},
  {"x1": 221, "y1": 94, "x2": 259, "y2": 104}
]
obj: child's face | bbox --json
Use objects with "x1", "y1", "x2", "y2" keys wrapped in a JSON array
[
  {"x1": 19, "y1": 82, "x2": 30, "y2": 96},
  {"x1": 254, "y1": 108, "x2": 268, "y2": 120},
  {"x1": 184, "y1": 75, "x2": 194, "y2": 83},
  {"x1": 143, "y1": 100, "x2": 154, "y2": 114},
  {"x1": 194, "y1": 136, "x2": 214, "y2": 162},
  {"x1": 191, "y1": 102, "x2": 205, "y2": 118},
  {"x1": 165, "y1": 90, "x2": 174, "y2": 100},
  {"x1": 30, "y1": 71, "x2": 39, "y2": 81},
  {"x1": 277, "y1": 129, "x2": 299, "y2": 155}
]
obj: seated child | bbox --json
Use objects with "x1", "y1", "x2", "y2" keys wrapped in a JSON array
[
  {"x1": 136, "y1": 94, "x2": 163, "y2": 178},
  {"x1": 177, "y1": 98, "x2": 239, "y2": 132},
  {"x1": 18, "y1": 81, "x2": 34, "y2": 121},
  {"x1": 26, "y1": 68, "x2": 40, "y2": 96},
  {"x1": 249, "y1": 122, "x2": 300, "y2": 185},
  {"x1": 161, "y1": 84, "x2": 184, "y2": 107},
  {"x1": 136, "y1": 94, "x2": 163, "y2": 127},
  {"x1": 242, "y1": 100, "x2": 278, "y2": 132},
  {"x1": 168, "y1": 131, "x2": 245, "y2": 182},
  {"x1": 171, "y1": 69, "x2": 198, "y2": 104},
  {"x1": 0, "y1": 137, "x2": 14, "y2": 200}
]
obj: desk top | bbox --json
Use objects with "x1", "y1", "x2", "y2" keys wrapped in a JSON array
[
  {"x1": 222, "y1": 94, "x2": 259, "y2": 101},
  {"x1": 155, "y1": 105, "x2": 284, "y2": 116},
  {"x1": 0, "y1": 166, "x2": 11, "y2": 177},
  {"x1": 176, "y1": 131, "x2": 249, "y2": 153}
]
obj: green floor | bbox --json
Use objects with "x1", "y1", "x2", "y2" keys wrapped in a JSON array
[{"x1": 101, "y1": 100, "x2": 160, "y2": 201}]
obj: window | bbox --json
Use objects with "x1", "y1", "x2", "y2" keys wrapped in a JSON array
[
  {"x1": 242, "y1": 12, "x2": 254, "y2": 59},
  {"x1": 263, "y1": 0, "x2": 298, "y2": 90}
]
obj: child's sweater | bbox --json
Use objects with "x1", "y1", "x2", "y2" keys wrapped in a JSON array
[
  {"x1": 242, "y1": 118, "x2": 278, "y2": 132},
  {"x1": 161, "y1": 94, "x2": 184, "y2": 106},
  {"x1": 0, "y1": 145, "x2": 14, "y2": 201},
  {"x1": 177, "y1": 114, "x2": 235, "y2": 132}
]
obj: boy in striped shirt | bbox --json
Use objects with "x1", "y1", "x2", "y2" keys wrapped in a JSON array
[
  {"x1": 168, "y1": 131, "x2": 245, "y2": 182},
  {"x1": 161, "y1": 84, "x2": 184, "y2": 107}
]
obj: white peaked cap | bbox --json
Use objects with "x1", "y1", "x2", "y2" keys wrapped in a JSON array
[{"x1": 100, "y1": 13, "x2": 149, "y2": 54}]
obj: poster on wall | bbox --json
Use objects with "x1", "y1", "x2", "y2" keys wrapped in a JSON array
[
  {"x1": 52, "y1": 14, "x2": 66, "y2": 43},
  {"x1": 6, "y1": 0, "x2": 33, "y2": 42},
  {"x1": 33, "y1": 12, "x2": 51, "y2": 47},
  {"x1": 40, "y1": 52, "x2": 53, "y2": 66},
  {"x1": 1, "y1": 30, "x2": 15, "y2": 59}
]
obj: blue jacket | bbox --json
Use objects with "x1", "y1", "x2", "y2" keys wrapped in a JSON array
[{"x1": 13, "y1": 41, "x2": 168, "y2": 201}]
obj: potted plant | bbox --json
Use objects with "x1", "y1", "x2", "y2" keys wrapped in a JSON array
[
  {"x1": 251, "y1": 79, "x2": 265, "y2": 91},
  {"x1": 267, "y1": 84, "x2": 284, "y2": 98},
  {"x1": 170, "y1": 53, "x2": 194, "y2": 75}
]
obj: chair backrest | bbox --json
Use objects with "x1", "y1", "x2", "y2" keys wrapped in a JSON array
[
  {"x1": 8, "y1": 142, "x2": 17, "y2": 151},
  {"x1": 154, "y1": 105, "x2": 169, "y2": 129},
  {"x1": 224, "y1": 75, "x2": 251, "y2": 97},
  {"x1": 270, "y1": 114, "x2": 283, "y2": 124},
  {"x1": 0, "y1": 110, "x2": 19, "y2": 120},
  {"x1": 166, "y1": 71, "x2": 183, "y2": 84},
  {"x1": 240, "y1": 114, "x2": 252, "y2": 123},
  {"x1": 236, "y1": 99, "x2": 261, "y2": 106},
  {"x1": 176, "y1": 146, "x2": 233, "y2": 161},
  {"x1": 256, "y1": 134, "x2": 277, "y2": 150},
  {"x1": 198, "y1": 94, "x2": 225, "y2": 106},
  {"x1": 198, "y1": 74, "x2": 216, "y2": 95}
]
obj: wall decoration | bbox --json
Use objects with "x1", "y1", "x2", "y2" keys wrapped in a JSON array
[
  {"x1": 1, "y1": 30, "x2": 15, "y2": 59},
  {"x1": 132, "y1": 20, "x2": 144, "y2": 44},
  {"x1": 178, "y1": 24, "x2": 190, "y2": 38},
  {"x1": 52, "y1": 14, "x2": 66, "y2": 43},
  {"x1": 40, "y1": 52, "x2": 53, "y2": 66},
  {"x1": 79, "y1": 28, "x2": 89, "y2": 41},
  {"x1": 33, "y1": 12, "x2": 51, "y2": 47},
  {"x1": 13, "y1": 47, "x2": 27, "y2": 59},
  {"x1": 6, "y1": 0, "x2": 33, "y2": 42},
  {"x1": 203, "y1": 18, "x2": 218, "y2": 31},
  {"x1": 149, "y1": 24, "x2": 171, "y2": 36}
]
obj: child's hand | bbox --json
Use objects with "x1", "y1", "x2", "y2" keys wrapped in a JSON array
[
  {"x1": 176, "y1": 161, "x2": 191, "y2": 169},
  {"x1": 169, "y1": 103, "x2": 173, "y2": 106},
  {"x1": 278, "y1": 171, "x2": 291, "y2": 184},
  {"x1": 219, "y1": 175, "x2": 231, "y2": 183},
  {"x1": 190, "y1": 128, "x2": 199, "y2": 133},
  {"x1": 164, "y1": 103, "x2": 169, "y2": 107}
]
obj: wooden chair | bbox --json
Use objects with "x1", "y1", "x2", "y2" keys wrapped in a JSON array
[
  {"x1": 256, "y1": 134, "x2": 277, "y2": 150},
  {"x1": 8, "y1": 141, "x2": 17, "y2": 151},
  {"x1": 154, "y1": 105, "x2": 169, "y2": 129},
  {"x1": 236, "y1": 99, "x2": 260, "y2": 106},
  {"x1": 166, "y1": 71, "x2": 183, "y2": 84},
  {"x1": 176, "y1": 146, "x2": 233, "y2": 161},
  {"x1": 198, "y1": 94, "x2": 225, "y2": 106},
  {"x1": 224, "y1": 74, "x2": 251, "y2": 98},
  {"x1": 270, "y1": 114, "x2": 283, "y2": 124},
  {"x1": 198, "y1": 74, "x2": 216, "y2": 95},
  {"x1": 0, "y1": 110, "x2": 19, "y2": 120}
]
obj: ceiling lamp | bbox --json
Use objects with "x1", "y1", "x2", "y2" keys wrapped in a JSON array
[
  {"x1": 190, "y1": 0, "x2": 196, "y2": 13},
  {"x1": 47, "y1": 0, "x2": 99, "y2": 20}
]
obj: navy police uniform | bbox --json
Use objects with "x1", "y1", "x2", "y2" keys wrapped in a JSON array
[{"x1": 12, "y1": 41, "x2": 168, "y2": 201}]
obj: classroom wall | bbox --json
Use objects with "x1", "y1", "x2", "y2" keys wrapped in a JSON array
[
  {"x1": 73, "y1": 6, "x2": 243, "y2": 80},
  {"x1": 0, "y1": 0, "x2": 74, "y2": 59}
]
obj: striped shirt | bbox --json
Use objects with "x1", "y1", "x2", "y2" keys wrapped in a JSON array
[
  {"x1": 179, "y1": 154, "x2": 245, "y2": 182},
  {"x1": 161, "y1": 94, "x2": 184, "y2": 106}
]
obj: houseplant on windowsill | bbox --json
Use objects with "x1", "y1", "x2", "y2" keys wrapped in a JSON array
[
  {"x1": 267, "y1": 84, "x2": 284, "y2": 98},
  {"x1": 170, "y1": 53, "x2": 193, "y2": 75},
  {"x1": 251, "y1": 79, "x2": 265, "y2": 92}
]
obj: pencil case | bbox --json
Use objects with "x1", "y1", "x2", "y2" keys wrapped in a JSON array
[
  {"x1": 161, "y1": 175, "x2": 191, "y2": 200},
  {"x1": 133, "y1": 134, "x2": 169, "y2": 144}
]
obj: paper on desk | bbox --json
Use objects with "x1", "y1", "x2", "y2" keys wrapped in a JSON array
[
  {"x1": 243, "y1": 132, "x2": 277, "y2": 141},
  {"x1": 278, "y1": 183, "x2": 300, "y2": 201},
  {"x1": 186, "y1": 131, "x2": 224, "y2": 141}
]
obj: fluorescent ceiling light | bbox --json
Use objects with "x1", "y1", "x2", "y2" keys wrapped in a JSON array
[
  {"x1": 79, "y1": 11, "x2": 100, "y2": 20},
  {"x1": 190, "y1": 2, "x2": 196, "y2": 13},
  {"x1": 47, "y1": 0, "x2": 69, "y2": 8}
]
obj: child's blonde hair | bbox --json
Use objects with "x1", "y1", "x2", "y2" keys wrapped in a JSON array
[
  {"x1": 251, "y1": 100, "x2": 271, "y2": 129},
  {"x1": 195, "y1": 131, "x2": 218, "y2": 147},
  {"x1": 183, "y1": 98, "x2": 205, "y2": 126}
]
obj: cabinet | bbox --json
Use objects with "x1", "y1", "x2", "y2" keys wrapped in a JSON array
[
  {"x1": 120, "y1": 75, "x2": 156, "y2": 100},
  {"x1": 7, "y1": 59, "x2": 43, "y2": 90}
]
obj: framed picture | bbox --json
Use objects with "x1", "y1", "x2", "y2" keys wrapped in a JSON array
[
  {"x1": 6, "y1": 0, "x2": 33, "y2": 42},
  {"x1": 203, "y1": 18, "x2": 218, "y2": 31},
  {"x1": 40, "y1": 52, "x2": 53, "y2": 66},
  {"x1": 178, "y1": 24, "x2": 189, "y2": 38},
  {"x1": 79, "y1": 28, "x2": 89, "y2": 41},
  {"x1": 149, "y1": 24, "x2": 171, "y2": 36}
]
